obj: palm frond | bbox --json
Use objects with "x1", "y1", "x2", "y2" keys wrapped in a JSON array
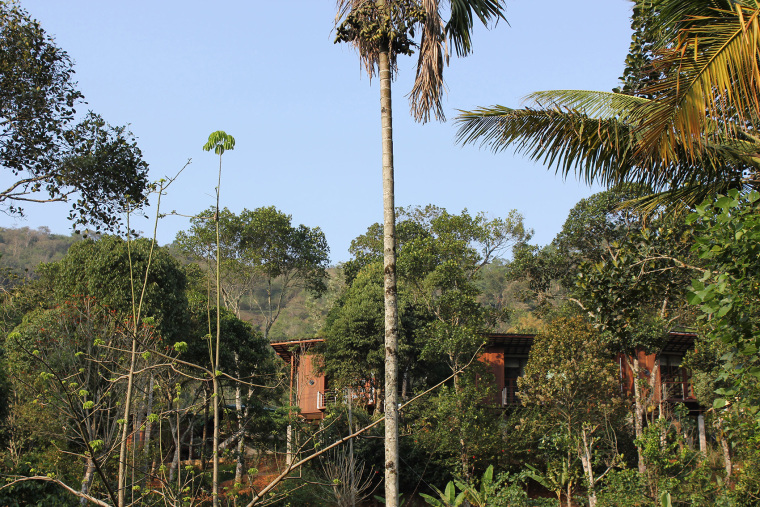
[
  {"x1": 637, "y1": 3, "x2": 760, "y2": 162},
  {"x1": 455, "y1": 99, "x2": 760, "y2": 201},
  {"x1": 409, "y1": 0, "x2": 447, "y2": 122},
  {"x1": 446, "y1": 0, "x2": 506, "y2": 57},
  {"x1": 455, "y1": 105, "x2": 639, "y2": 186},
  {"x1": 525, "y1": 90, "x2": 651, "y2": 120}
]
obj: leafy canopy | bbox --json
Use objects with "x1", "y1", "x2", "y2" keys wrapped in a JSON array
[{"x1": 0, "y1": 3, "x2": 149, "y2": 231}]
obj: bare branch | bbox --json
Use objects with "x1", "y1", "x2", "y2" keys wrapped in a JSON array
[{"x1": 0, "y1": 476, "x2": 112, "y2": 507}]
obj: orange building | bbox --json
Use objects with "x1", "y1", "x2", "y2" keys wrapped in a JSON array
[
  {"x1": 271, "y1": 338, "x2": 328, "y2": 420},
  {"x1": 272, "y1": 331, "x2": 699, "y2": 419},
  {"x1": 616, "y1": 331, "x2": 699, "y2": 408},
  {"x1": 482, "y1": 331, "x2": 699, "y2": 408}
]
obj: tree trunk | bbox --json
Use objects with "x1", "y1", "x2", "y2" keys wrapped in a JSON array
[
  {"x1": 717, "y1": 417, "x2": 732, "y2": 478},
  {"x1": 698, "y1": 414, "x2": 707, "y2": 454},
  {"x1": 80, "y1": 458, "x2": 96, "y2": 507},
  {"x1": 234, "y1": 352, "x2": 245, "y2": 484},
  {"x1": 212, "y1": 151, "x2": 223, "y2": 507},
  {"x1": 140, "y1": 373, "x2": 155, "y2": 492},
  {"x1": 189, "y1": 413, "x2": 195, "y2": 462},
  {"x1": 580, "y1": 428, "x2": 597, "y2": 507},
  {"x1": 202, "y1": 387, "x2": 209, "y2": 470},
  {"x1": 629, "y1": 355, "x2": 646, "y2": 473},
  {"x1": 348, "y1": 388, "x2": 356, "y2": 507},
  {"x1": 379, "y1": 36, "x2": 400, "y2": 507},
  {"x1": 117, "y1": 331, "x2": 138, "y2": 507},
  {"x1": 168, "y1": 413, "x2": 180, "y2": 484}
]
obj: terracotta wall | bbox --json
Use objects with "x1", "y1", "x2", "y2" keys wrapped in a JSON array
[
  {"x1": 297, "y1": 354, "x2": 326, "y2": 418},
  {"x1": 479, "y1": 346, "x2": 504, "y2": 405},
  {"x1": 617, "y1": 351, "x2": 695, "y2": 403}
]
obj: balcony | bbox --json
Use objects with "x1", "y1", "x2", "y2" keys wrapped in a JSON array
[
  {"x1": 661, "y1": 379, "x2": 694, "y2": 402},
  {"x1": 317, "y1": 389, "x2": 340, "y2": 410},
  {"x1": 502, "y1": 384, "x2": 520, "y2": 406}
]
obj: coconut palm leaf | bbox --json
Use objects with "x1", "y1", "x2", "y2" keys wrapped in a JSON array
[
  {"x1": 456, "y1": 91, "x2": 760, "y2": 209},
  {"x1": 456, "y1": 1, "x2": 760, "y2": 210},
  {"x1": 446, "y1": 0, "x2": 506, "y2": 57},
  {"x1": 456, "y1": 103, "x2": 639, "y2": 186},
  {"x1": 637, "y1": 1, "x2": 760, "y2": 163},
  {"x1": 526, "y1": 89, "x2": 651, "y2": 119}
]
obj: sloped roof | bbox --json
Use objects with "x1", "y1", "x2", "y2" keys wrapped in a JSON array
[
  {"x1": 661, "y1": 331, "x2": 697, "y2": 354},
  {"x1": 270, "y1": 338, "x2": 324, "y2": 362},
  {"x1": 486, "y1": 333, "x2": 535, "y2": 355}
]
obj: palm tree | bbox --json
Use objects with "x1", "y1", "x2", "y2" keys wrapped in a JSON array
[
  {"x1": 334, "y1": 1, "x2": 505, "y2": 504},
  {"x1": 457, "y1": 0, "x2": 760, "y2": 475},
  {"x1": 456, "y1": 0, "x2": 760, "y2": 211}
]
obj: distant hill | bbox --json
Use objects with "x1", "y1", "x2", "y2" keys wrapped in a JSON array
[
  {"x1": 0, "y1": 226, "x2": 82, "y2": 286},
  {"x1": 0, "y1": 227, "x2": 531, "y2": 336}
]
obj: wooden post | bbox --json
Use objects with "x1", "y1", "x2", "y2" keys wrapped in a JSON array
[
  {"x1": 287, "y1": 353, "x2": 295, "y2": 465},
  {"x1": 698, "y1": 414, "x2": 707, "y2": 453},
  {"x1": 348, "y1": 388, "x2": 355, "y2": 507}
]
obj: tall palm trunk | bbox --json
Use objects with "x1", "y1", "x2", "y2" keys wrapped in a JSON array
[
  {"x1": 235, "y1": 351, "x2": 245, "y2": 484},
  {"x1": 379, "y1": 44, "x2": 399, "y2": 507}
]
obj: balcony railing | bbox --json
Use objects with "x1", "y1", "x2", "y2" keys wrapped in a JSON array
[
  {"x1": 317, "y1": 390, "x2": 340, "y2": 410},
  {"x1": 502, "y1": 385, "x2": 519, "y2": 406},
  {"x1": 661, "y1": 380, "x2": 694, "y2": 401}
]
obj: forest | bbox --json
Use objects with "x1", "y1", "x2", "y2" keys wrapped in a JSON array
[{"x1": 2, "y1": 0, "x2": 760, "y2": 506}]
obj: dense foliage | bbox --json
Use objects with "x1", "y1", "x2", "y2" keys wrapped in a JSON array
[
  {"x1": 0, "y1": 3, "x2": 149, "y2": 231},
  {"x1": 3, "y1": 1, "x2": 760, "y2": 505}
]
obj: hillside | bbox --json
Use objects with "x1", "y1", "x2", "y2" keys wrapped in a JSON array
[{"x1": 0, "y1": 227, "x2": 82, "y2": 286}]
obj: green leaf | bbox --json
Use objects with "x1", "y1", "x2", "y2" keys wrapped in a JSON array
[
  {"x1": 713, "y1": 398, "x2": 728, "y2": 409},
  {"x1": 686, "y1": 291, "x2": 702, "y2": 305},
  {"x1": 203, "y1": 131, "x2": 235, "y2": 155}
]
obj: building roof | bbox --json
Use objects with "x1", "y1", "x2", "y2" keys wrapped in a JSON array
[
  {"x1": 486, "y1": 333, "x2": 535, "y2": 355},
  {"x1": 270, "y1": 338, "x2": 324, "y2": 362},
  {"x1": 270, "y1": 331, "x2": 698, "y2": 362},
  {"x1": 486, "y1": 331, "x2": 698, "y2": 356},
  {"x1": 661, "y1": 331, "x2": 698, "y2": 354}
]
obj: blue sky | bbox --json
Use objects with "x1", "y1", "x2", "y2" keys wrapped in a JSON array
[{"x1": 7, "y1": 1, "x2": 633, "y2": 264}]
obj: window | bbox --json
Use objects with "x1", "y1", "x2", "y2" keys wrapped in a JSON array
[
  {"x1": 503, "y1": 356, "x2": 528, "y2": 405},
  {"x1": 660, "y1": 353, "x2": 689, "y2": 400}
]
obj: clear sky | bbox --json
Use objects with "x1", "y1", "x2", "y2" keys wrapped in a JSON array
[{"x1": 7, "y1": 0, "x2": 633, "y2": 264}]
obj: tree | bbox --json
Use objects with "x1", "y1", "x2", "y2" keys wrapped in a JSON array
[
  {"x1": 0, "y1": 3, "x2": 149, "y2": 231},
  {"x1": 517, "y1": 317, "x2": 625, "y2": 507},
  {"x1": 397, "y1": 206, "x2": 529, "y2": 383},
  {"x1": 324, "y1": 206, "x2": 526, "y2": 482},
  {"x1": 177, "y1": 204, "x2": 329, "y2": 483},
  {"x1": 334, "y1": 2, "x2": 507, "y2": 502},
  {"x1": 182, "y1": 300, "x2": 280, "y2": 487},
  {"x1": 45, "y1": 235, "x2": 189, "y2": 343},
  {"x1": 687, "y1": 190, "x2": 760, "y2": 423},
  {"x1": 321, "y1": 261, "x2": 433, "y2": 409},
  {"x1": 8, "y1": 235, "x2": 191, "y2": 506},
  {"x1": 176, "y1": 205, "x2": 330, "y2": 339},
  {"x1": 335, "y1": 206, "x2": 529, "y2": 384},
  {"x1": 201, "y1": 129, "x2": 235, "y2": 507},
  {"x1": 5, "y1": 295, "x2": 172, "y2": 506},
  {"x1": 456, "y1": 0, "x2": 760, "y2": 211},
  {"x1": 505, "y1": 186, "x2": 650, "y2": 312},
  {"x1": 574, "y1": 219, "x2": 699, "y2": 472}
]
